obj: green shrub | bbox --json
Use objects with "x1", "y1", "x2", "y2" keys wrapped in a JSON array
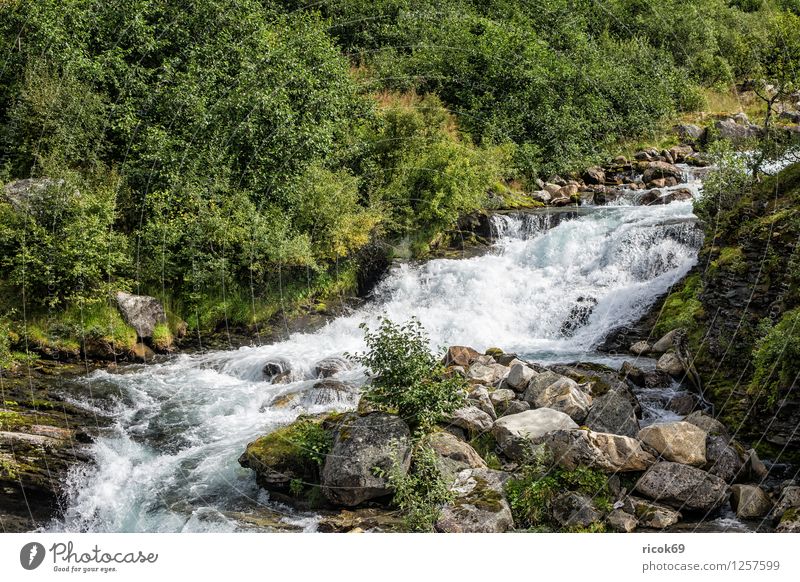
[
  {"x1": 504, "y1": 450, "x2": 611, "y2": 530},
  {"x1": 351, "y1": 318, "x2": 467, "y2": 433},
  {"x1": 0, "y1": 166, "x2": 129, "y2": 309},
  {"x1": 750, "y1": 309, "x2": 800, "y2": 406},
  {"x1": 385, "y1": 443, "x2": 453, "y2": 532}
]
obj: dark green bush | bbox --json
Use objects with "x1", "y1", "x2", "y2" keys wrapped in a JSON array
[
  {"x1": 352, "y1": 318, "x2": 466, "y2": 433},
  {"x1": 751, "y1": 309, "x2": 800, "y2": 406}
]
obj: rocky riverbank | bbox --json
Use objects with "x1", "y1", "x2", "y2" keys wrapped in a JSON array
[
  {"x1": 239, "y1": 342, "x2": 800, "y2": 533},
  {"x1": 0, "y1": 362, "x2": 107, "y2": 532}
]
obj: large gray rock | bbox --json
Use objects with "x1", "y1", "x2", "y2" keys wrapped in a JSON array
[
  {"x1": 448, "y1": 406, "x2": 495, "y2": 433},
  {"x1": 468, "y1": 386, "x2": 497, "y2": 420},
  {"x1": 730, "y1": 484, "x2": 772, "y2": 519},
  {"x1": 673, "y1": 124, "x2": 704, "y2": 142},
  {"x1": 313, "y1": 356, "x2": 352, "y2": 378},
  {"x1": 505, "y1": 363, "x2": 535, "y2": 391},
  {"x1": 467, "y1": 361, "x2": 509, "y2": 385},
  {"x1": 638, "y1": 421, "x2": 707, "y2": 466},
  {"x1": 321, "y1": 413, "x2": 411, "y2": 506},
  {"x1": 551, "y1": 492, "x2": 602, "y2": 528},
  {"x1": 435, "y1": 468, "x2": 513, "y2": 533},
  {"x1": 303, "y1": 379, "x2": 359, "y2": 408},
  {"x1": 3, "y1": 177, "x2": 68, "y2": 212},
  {"x1": 584, "y1": 386, "x2": 640, "y2": 437},
  {"x1": 684, "y1": 411, "x2": 730, "y2": 439},
  {"x1": 543, "y1": 429, "x2": 655, "y2": 473},
  {"x1": 114, "y1": 291, "x2": 167, "y2": 339},
  {"x1": 651, "y1": 329, "x2": 678, "y2": 353},
  {"x1": 489, "y1": 388, "x2": 517, "y2": 413},
  {"x1": 607, "y1": 509, "x2": 638, "y2": 532},
  {"x1": 443, "y1": 346, "x2": 482, "y2": 368},
  {"x1": 625, "y1": 496, "x2": 682, "y2": 529},
  {"x1": 656, "y1": 352, "x2": 685, "y2": 377},
  {"x1": 777, "y1": 510, "x2": 800, "y2": 532},
  {"x1": 714, "y1": 118, "x2": 761, "y2": 141},
  {"x1": 498, "y1": 399, "x2": 530, "y2": 417},
  {"x1": 705, "y1": 435, "x2": 744, "y2": 483},
  {"x1": 642, "y1": 161, "x2": 683, "y2": 185},
  {"x1": 629, "y1": 341, "x2": 652, "y2": 355},
  {"x1": 524, "y1": 375, "x2": 591, "y2": 423},
  {"x1": 492, "y1": 408, "x2": 578, "y2": 461},
  {"x1": 774, "y1": 486, "x2": 800, "y2": 521},
  {"x1": 635, "y1": 462, "x2": 729, "y2": 513},
  {"x1": 425, "y1": 431, "x2": 487, "y2": 484}
]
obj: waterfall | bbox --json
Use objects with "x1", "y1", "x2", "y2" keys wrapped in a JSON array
[{"x1": 52, "y1": 195, "x2": 704, "y2": 533}]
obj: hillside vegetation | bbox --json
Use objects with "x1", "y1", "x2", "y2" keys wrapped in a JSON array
[{"x1": 1, "y1": 0, "x2": 799, "y2": 361}]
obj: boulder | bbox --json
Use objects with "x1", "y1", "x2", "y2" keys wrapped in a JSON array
[
  {"x1": 651, "y1": 329, "x2": 678, "y2": 353},
  {"x1": 774, "y1": 486, "x2": 800, "y2": 520},
  {"x1": 635, "y1": 462, "x2": 729, "y2": 513},
  {"x1": 642, "y1": 161, "x2": 683, "y2": 186},
  {"x1": 629, "y1": 341, "x2": 651, "y2": 355},
  {"x1": 714, "y1": 118, "x2": 760, "y2": 141},
  {"x1": 262, "y1": 358, "x2": 295, "y2": 382},
  {"x1": 638, "y1": 421, "x2": 707, "y2": 466},
  {"x1": 443, "y1": 346, "x2": 481, "y2": 368},
  {"x1": 425, "y1": 431, "x2": 487, "y2": 484},
  {"x1": 498, "y1": 400, "x2": 530, "y2": 417},
  {"x1": 583, "y1": 166, "x2": 606, "y2": 185},
  {"x1": 303, "y1": 379, "x2": 359, "y2": 407},
  {"x1": 543, "y1": 429, "x2": 655, "y2": 473},
  {"x1": 321, "y1": 413, "x2": 411, "y2": 506},
  {"x1": 620, "y1": 361, "x2": 646, "y2": 387},
  {"x1": 489, "y1": 389, "x2": 517, "y2": 413},
  {"x1": 467, "y1": 361, "x2": 509, "y2": 385},
  {"x1": 685, "y1": 152, "x2": 711, "y2": 167},
  {"x1": 705, "y1": 435, "x2": 743, "y2": 483},
  {"x1": 239, "y1": 417, "x2": 327, "y2": 495},
  {"x1": 668, "y1": 145, "x2": 694, "y2": 162},
  {"x1": 524, "y1": 375, "x2": 591, "y2": 423},
  {"x1": 543, "y1": 183, "x2": 561, "y2": 195},
  {"x1": 673, "y1": 124, "x2": 704, "y2": 142},
  {"x1": 607, "y1": 509, "x2": 638, "y2": 532},
  {"x1": 776, "y1": 509, "x2": 800, "y2": 532},
  {"x1": 531, "y1": 190, "x2": 552, "y2": 204},
  {"x1": 625, "y1": 497, "x2": 682, "y2": 529},
  {"x1": 551, "y1": 492, "x2": 602, "y2": 528},
  {"x1": 505, "y1": 363, "x2": 535, "y2": 392},
  {"x1": 467, "y1": 386, "x2": 497, "y2": 420},
  {"x1": 3, "y1": 177, "x2": 64, "y2": 211},
  {"x1": 435, "y1": 468, "x2": 514, "y2": 533},
  {"x1": 743, "y1": 448, "x2": 768, "y2": 480},
  {"x1": 730, "y1": 484, "x2": 772, "y2": 519},
  {"x1": 313, "y1": 356, "x2": 352, "y2": 378},
  {"x1": 448, "y1": 406, "x2": 495, "y2": 433},
  {"x1": 492, "y1": 408, "x2": 578, "y2": 461},
  {"x1": 684, "y1": 411, "x2": 730, "y2": 439},
  {"x1": 114, "y1": 291, "x2": 167, "y2": 339},
  {"x1": 584, "y1": 387, "x2": 641, "y2": 437},
  {"x1": 656, "y1": 352, "x2": 685, "y2": 377}
]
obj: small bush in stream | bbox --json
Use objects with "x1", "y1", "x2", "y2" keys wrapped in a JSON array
[
  {"x1": 385, "y1": 443, "x2": 453, "y2": 532},
  {"x1": 352, "y1": 318, "x2": 466, "y2": 433}
]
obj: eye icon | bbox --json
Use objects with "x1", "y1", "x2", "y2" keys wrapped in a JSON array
[{"x1": 20, "y1": 542, "x2": 46, "y2": 570}]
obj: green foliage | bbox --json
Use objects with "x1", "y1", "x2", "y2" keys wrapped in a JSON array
[
  {"x1": 694, "y1": 142, "x2": 753, "y2": 228},
  {"x1": 750, "y1": 309, "x2": 800, "y2": 406},
  {"x1": 385, "y1": 443, "x2": 453, "y2": 532},
  {"x1": 352, "y1": 318, "x2": 467, "y2": 433},
  {"x1": 654, "y1": 274, "x2": 704, "y2": 337},
  {"x1": 0, "y1": 166, "x2": 130, "y2": 309},
  {"x1": 505, "y1": 452, "x2": 612, "y2": 530}
]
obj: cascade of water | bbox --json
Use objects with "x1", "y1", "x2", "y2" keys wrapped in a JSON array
[{"x1": 53, "y1": 196, "x2": 705, "y2": 532}]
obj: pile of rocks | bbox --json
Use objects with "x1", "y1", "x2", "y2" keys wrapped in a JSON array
[{"x1": 239, "y1": 343, "x2": 800, "y2": 532}]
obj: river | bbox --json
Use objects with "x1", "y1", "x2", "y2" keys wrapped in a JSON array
[{"x1": 52, "y1": 167, "x2": 722, "y2": 532}]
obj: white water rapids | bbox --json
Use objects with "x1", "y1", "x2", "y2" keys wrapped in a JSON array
[{"x1": 53, "y1": 171, "x2": 708, "y2": 532}]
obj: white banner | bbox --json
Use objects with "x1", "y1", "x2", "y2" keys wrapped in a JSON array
[{"x1": 1, "y1": 533, "x2": 798, "y2": 582}]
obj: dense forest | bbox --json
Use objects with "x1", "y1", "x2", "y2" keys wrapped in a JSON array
[{"x1": 1, "y1": 0, "x2": 800, "y2": 363}]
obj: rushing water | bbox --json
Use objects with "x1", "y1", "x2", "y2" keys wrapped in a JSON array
[{"x1": 53, "y1": 169, "x2": 709, "y2": 532}]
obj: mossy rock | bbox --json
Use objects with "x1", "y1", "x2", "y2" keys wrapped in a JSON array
[{"x1": 239, "y1": 414, "x2": 332, "y2": 496}]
